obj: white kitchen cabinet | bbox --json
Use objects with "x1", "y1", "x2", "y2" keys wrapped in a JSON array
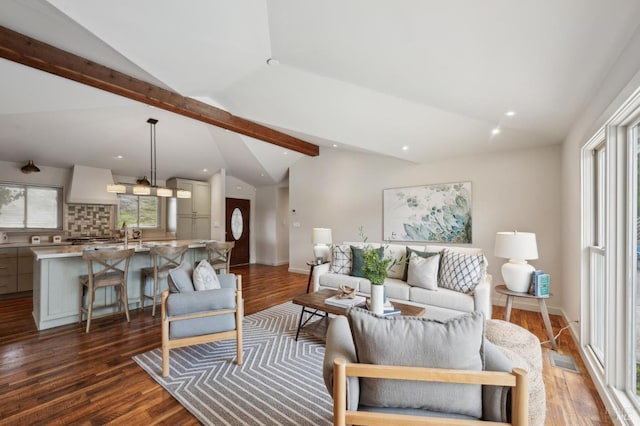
[{"x1": 167, "y1": 178, "x2": 211, "y2": 240}]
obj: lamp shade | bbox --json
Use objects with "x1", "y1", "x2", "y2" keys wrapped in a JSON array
[
  {"x1": 312, "y1": 228, "x2": 332, "y2": 245},
  {"x1": 494, "y1": 231, "x2": 538, "y2": 260}
]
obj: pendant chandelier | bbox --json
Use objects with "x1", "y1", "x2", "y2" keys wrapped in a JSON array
[{"x1": 107, "y1": 118, "x2": 191, "y2": 198}]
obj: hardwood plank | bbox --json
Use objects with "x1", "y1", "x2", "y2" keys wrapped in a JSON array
[
  {"x1": 0, "y1": 25, "x2": 320, "y2": 157},
  {"x1": 0, "y1": 265, "x2": 612, "y2": 424}
]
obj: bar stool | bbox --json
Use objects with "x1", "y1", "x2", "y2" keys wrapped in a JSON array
[
  {"x1": 205, "y1": 241, "x2": 235, "y2": 274},
  {"x1": 79, "y1": 247, "x2": 135, "y2": 333},
  {"x1": 140, "y1": 245, "x2": 188, "y2": 316}
]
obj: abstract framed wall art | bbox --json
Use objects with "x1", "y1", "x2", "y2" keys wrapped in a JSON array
[{"x1": 383, "y1": 181, "x2": 472, "y2": 243}]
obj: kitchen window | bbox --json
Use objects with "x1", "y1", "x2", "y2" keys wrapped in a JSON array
[
  {"x1": 116, "y1": 194, "x2": 160, "y2": 228},
  {"x1": 0, "y1": 183, "x2": 63, "y2": 229}
]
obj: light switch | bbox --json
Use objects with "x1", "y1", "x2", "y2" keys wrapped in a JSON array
[{"x1": 293, "y1": 222, "x2": 301, "y2": 228}]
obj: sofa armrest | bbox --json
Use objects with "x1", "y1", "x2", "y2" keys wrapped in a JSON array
[
  {"x1": 312, "y1": 262, "x2": 331, "y2": 292},
  {"x1": 323, "y1": 315, "x2": 359, "y2": 410},
  {"x1": 473, "y1": 274, "x2": 492, "y2": 319}
]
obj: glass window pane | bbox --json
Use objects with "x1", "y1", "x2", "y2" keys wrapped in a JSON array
[
  {"x1": 118, "y1": 195, "x2": 139, "y2": 227},
  {"x1": 117, "y1": 194, "x2": 159, "y2": 229},
  {"x1": 0, "y1": 186, "x2": 25, "y2": 228},
  {"x1": 26, "y1": 187, "x2": 59, "y2": 228},
  {"x1": 139, "y1": 196, "x2": 158, "y2": 228}
]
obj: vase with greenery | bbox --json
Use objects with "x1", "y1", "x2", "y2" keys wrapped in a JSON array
[{"x1": 358, "y1": 226, "x2": 397, "y2": 314}]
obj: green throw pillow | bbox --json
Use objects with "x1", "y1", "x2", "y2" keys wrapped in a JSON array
[
  {"x1": 350, "y1": 245, "x2": 383, "y2": 278},
  {"x1": 403, "y1": 246, "x2": 440, "y2": 281}
]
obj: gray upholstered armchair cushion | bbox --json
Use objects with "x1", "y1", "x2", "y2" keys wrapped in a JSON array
[
  {"x1": 322, "y1": 310, "x2": 515, "y2": 423},
  {"x1": 166, "y1": 273, "x2": 238, "y2": 339}
]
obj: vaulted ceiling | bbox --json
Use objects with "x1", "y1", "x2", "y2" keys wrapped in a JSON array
[{"x1": 1, "y1": 0, "x2": 639, "y2": 186}]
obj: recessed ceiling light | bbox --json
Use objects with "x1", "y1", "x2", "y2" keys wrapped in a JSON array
[
  {"x1": 283, "y1": 151, "x2": 288, "y2": 155},
  {"x1": 491, "y1": 127, "x2": 501, "y2": 135},
  {"x1": 113, "y1": 155, "x2": 123, "y2": 159},
  {"x1": 202, "y1": 168, "x2": 208, "y2": 173},
  {"x1": 402, "y1": 146, "x2": 409, "y2": 151},
  {"x1": 505, "y1": 111, "x2": 516, "y2": 117},
  {"x1": 332, "y1": 144, "x2": 338, "y2": 148},
  {"x1": 261, "y1": 173, "x2": 265, "y2": 177}
]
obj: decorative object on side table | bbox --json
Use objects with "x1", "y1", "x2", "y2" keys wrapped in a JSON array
[
  {"x1": 494, "y1": 231, "x2": 538, "y2": 293},
  {"x1": 312, "y1": 227, "x2": 332, "y2": 264}
]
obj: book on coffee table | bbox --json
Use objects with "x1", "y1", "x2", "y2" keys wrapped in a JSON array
[{"x1": 324, "y1": 295, "x2": 366, "y2": 308}]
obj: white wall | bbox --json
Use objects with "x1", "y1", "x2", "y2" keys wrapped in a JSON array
[
  {"x1": 277, "y1": 187, "x2": 289, "y2": 265},
  {"x1": 255, "y1": 186, "x2": 278, "y2": 265},
  {"x1": 0, "y1": 160, "x2": 70, "y2": 187},
  {"x1": 289, "y1": 145, "x2": 563, "y2": 312},
  {"x1": 226, "y1": 175, "x2": 257, "y2": 264},
  {"x1": 562, "y1": 25, "x2": 640, "y2": 332},
  {"x1": 254, "y1": 185, "x2": 290, "y2": 265}
]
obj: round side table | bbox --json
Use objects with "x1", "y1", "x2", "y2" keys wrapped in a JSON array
[{"x1": 494, "y1": 284, "x2": 557, "y2": 350}]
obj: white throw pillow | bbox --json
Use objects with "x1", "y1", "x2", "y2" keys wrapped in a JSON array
[
  {"x1": 407, "y1": 253, "x2": 440, "y2": 290},
  {"x1": 192, "y1": 259, "x2": 221, "y2": 291}
]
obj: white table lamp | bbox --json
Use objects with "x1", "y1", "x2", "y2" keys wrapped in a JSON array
[
  {"x1": 312, "y1": 228, "x2": 332, "y2": 264},
  {"x1": 494, "y1": 231, "x2": 538, "y2": 293}
]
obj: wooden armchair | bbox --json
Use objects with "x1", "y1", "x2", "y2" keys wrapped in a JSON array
[
  {"x1": 333, "y1": 358, "x2": 528, "y2": 426},
  {"x1": 324, "y1": 311, "x2": 529, "y2": 425},
  {"x1": 161, "y1": 270, "x2": 243, "y2": 377}
]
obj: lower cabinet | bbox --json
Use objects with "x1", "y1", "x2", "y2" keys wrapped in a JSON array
[
  {"x1": 18, "y1": 248, "x2": 34, "y2": 292},
  {"x1": 0, "y1": 248, "x2": 18, "y2": 294}
]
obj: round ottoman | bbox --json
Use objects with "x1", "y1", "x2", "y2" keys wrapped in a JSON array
[{"x1": 486, "y1": 319, "x2": 546, "y2": 426}]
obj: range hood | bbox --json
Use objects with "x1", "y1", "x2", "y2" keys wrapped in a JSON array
[{"x1": 66, "y1": 165, "x2": 118, "y2": 205}]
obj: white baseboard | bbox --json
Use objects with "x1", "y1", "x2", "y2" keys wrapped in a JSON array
[{"x1": 288, "y1": 267, "x2": 308, "y2": 275}]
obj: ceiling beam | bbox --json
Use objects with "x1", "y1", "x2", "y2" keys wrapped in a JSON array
[{"x1": 0, "y1": 25, "x2": 319, "y2": 157}]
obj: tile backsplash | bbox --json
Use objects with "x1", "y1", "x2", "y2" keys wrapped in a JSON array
[{"x1": 66, "y1": 204, "x2": 114, "y2": 237}]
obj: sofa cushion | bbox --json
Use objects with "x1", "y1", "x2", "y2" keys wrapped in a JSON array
[
  {"x1": 330, "y1": 244, "x2": 352, "y2": 274},
  {"x1": 402, "y1": 246, "x2": 440, "y2": 281},
  {"x1": 439, "y1": 248, "x2": 485, "y2": 294},
  {"x1": 350, "y1": 245, "x2": 383, "y2": 278},
  {"x1": 410, "y1": 286, "x2": 475, "y2": 313},
  {"x1": 193, "y1": 259, "x2": 221, "y2": 291},
  {"x1": 348, "y1": 308, "x2": 485, "y2": 418},
  {"x1": 167, "y1": 261, "x2": 195, "y2": 293},
  {"x1": 319, "y1": 272, "x2": 363, "y2": 291},
  {"x1": 359, "y1": 278, "x2": 410, "y2": 301},
  {"x1": 407, "y1": 253, "x2": 440, "y2": 290}
]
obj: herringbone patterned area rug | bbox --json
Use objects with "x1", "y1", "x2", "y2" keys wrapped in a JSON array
[{"x1": 133, "y1": 302, "x2": 333, "y2": 425}]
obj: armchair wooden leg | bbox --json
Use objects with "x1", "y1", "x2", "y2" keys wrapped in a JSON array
[
  {"x1": 161, "y1": 290, "x2": 170, "y2": 377},
  {"x1": 236, "y1": 276, "x2": 243, "y2": 365}
]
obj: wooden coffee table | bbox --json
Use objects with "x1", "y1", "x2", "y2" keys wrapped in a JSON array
[{"x1": 292, "y1": 288, "x2": 426, "y2": 341}]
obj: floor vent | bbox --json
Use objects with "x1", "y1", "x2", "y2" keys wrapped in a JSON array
[{"x1": 549, "y1": 352, "x2": 581, "y2": 374}]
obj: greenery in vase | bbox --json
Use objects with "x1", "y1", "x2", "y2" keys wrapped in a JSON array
[{"x1": 358, "y1": 226, "x2": 397, "y2": 285}]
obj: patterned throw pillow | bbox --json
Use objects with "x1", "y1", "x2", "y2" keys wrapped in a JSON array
[
  {"x1": 331, "y1": 244, "x2": 352, "y2": 274},
  {"x1": 193, "y1": 259, "x2": 221, "y2": 291},
  {"x1": 439, "y1": 248, "x2": 485, "y2": 294}
]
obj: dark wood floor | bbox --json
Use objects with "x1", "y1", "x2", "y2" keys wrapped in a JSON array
[{"x1": 0, "y1": 264, "x2": 610, "y2": 425}]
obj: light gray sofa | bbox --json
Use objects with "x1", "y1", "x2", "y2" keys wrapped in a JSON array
[{"x1": 313, "y1": 242, "x2": 492, "y2": 320}]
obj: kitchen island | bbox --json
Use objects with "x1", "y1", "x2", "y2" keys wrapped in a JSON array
[{"x1": 31, "y1": 240, "x2": 208, "y2": 330}]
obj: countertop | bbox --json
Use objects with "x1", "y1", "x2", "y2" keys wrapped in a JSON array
[
  {"x1": 31, "y1": 240, "x2": 211, "y2": 260},
  {"x1": 0, "y1": 242, "x2": 72, "y2": 249}
]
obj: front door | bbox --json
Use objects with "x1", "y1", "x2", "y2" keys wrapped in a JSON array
[{"x1": 226, "y1": 198, "x2": 250, "y2": 266}]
